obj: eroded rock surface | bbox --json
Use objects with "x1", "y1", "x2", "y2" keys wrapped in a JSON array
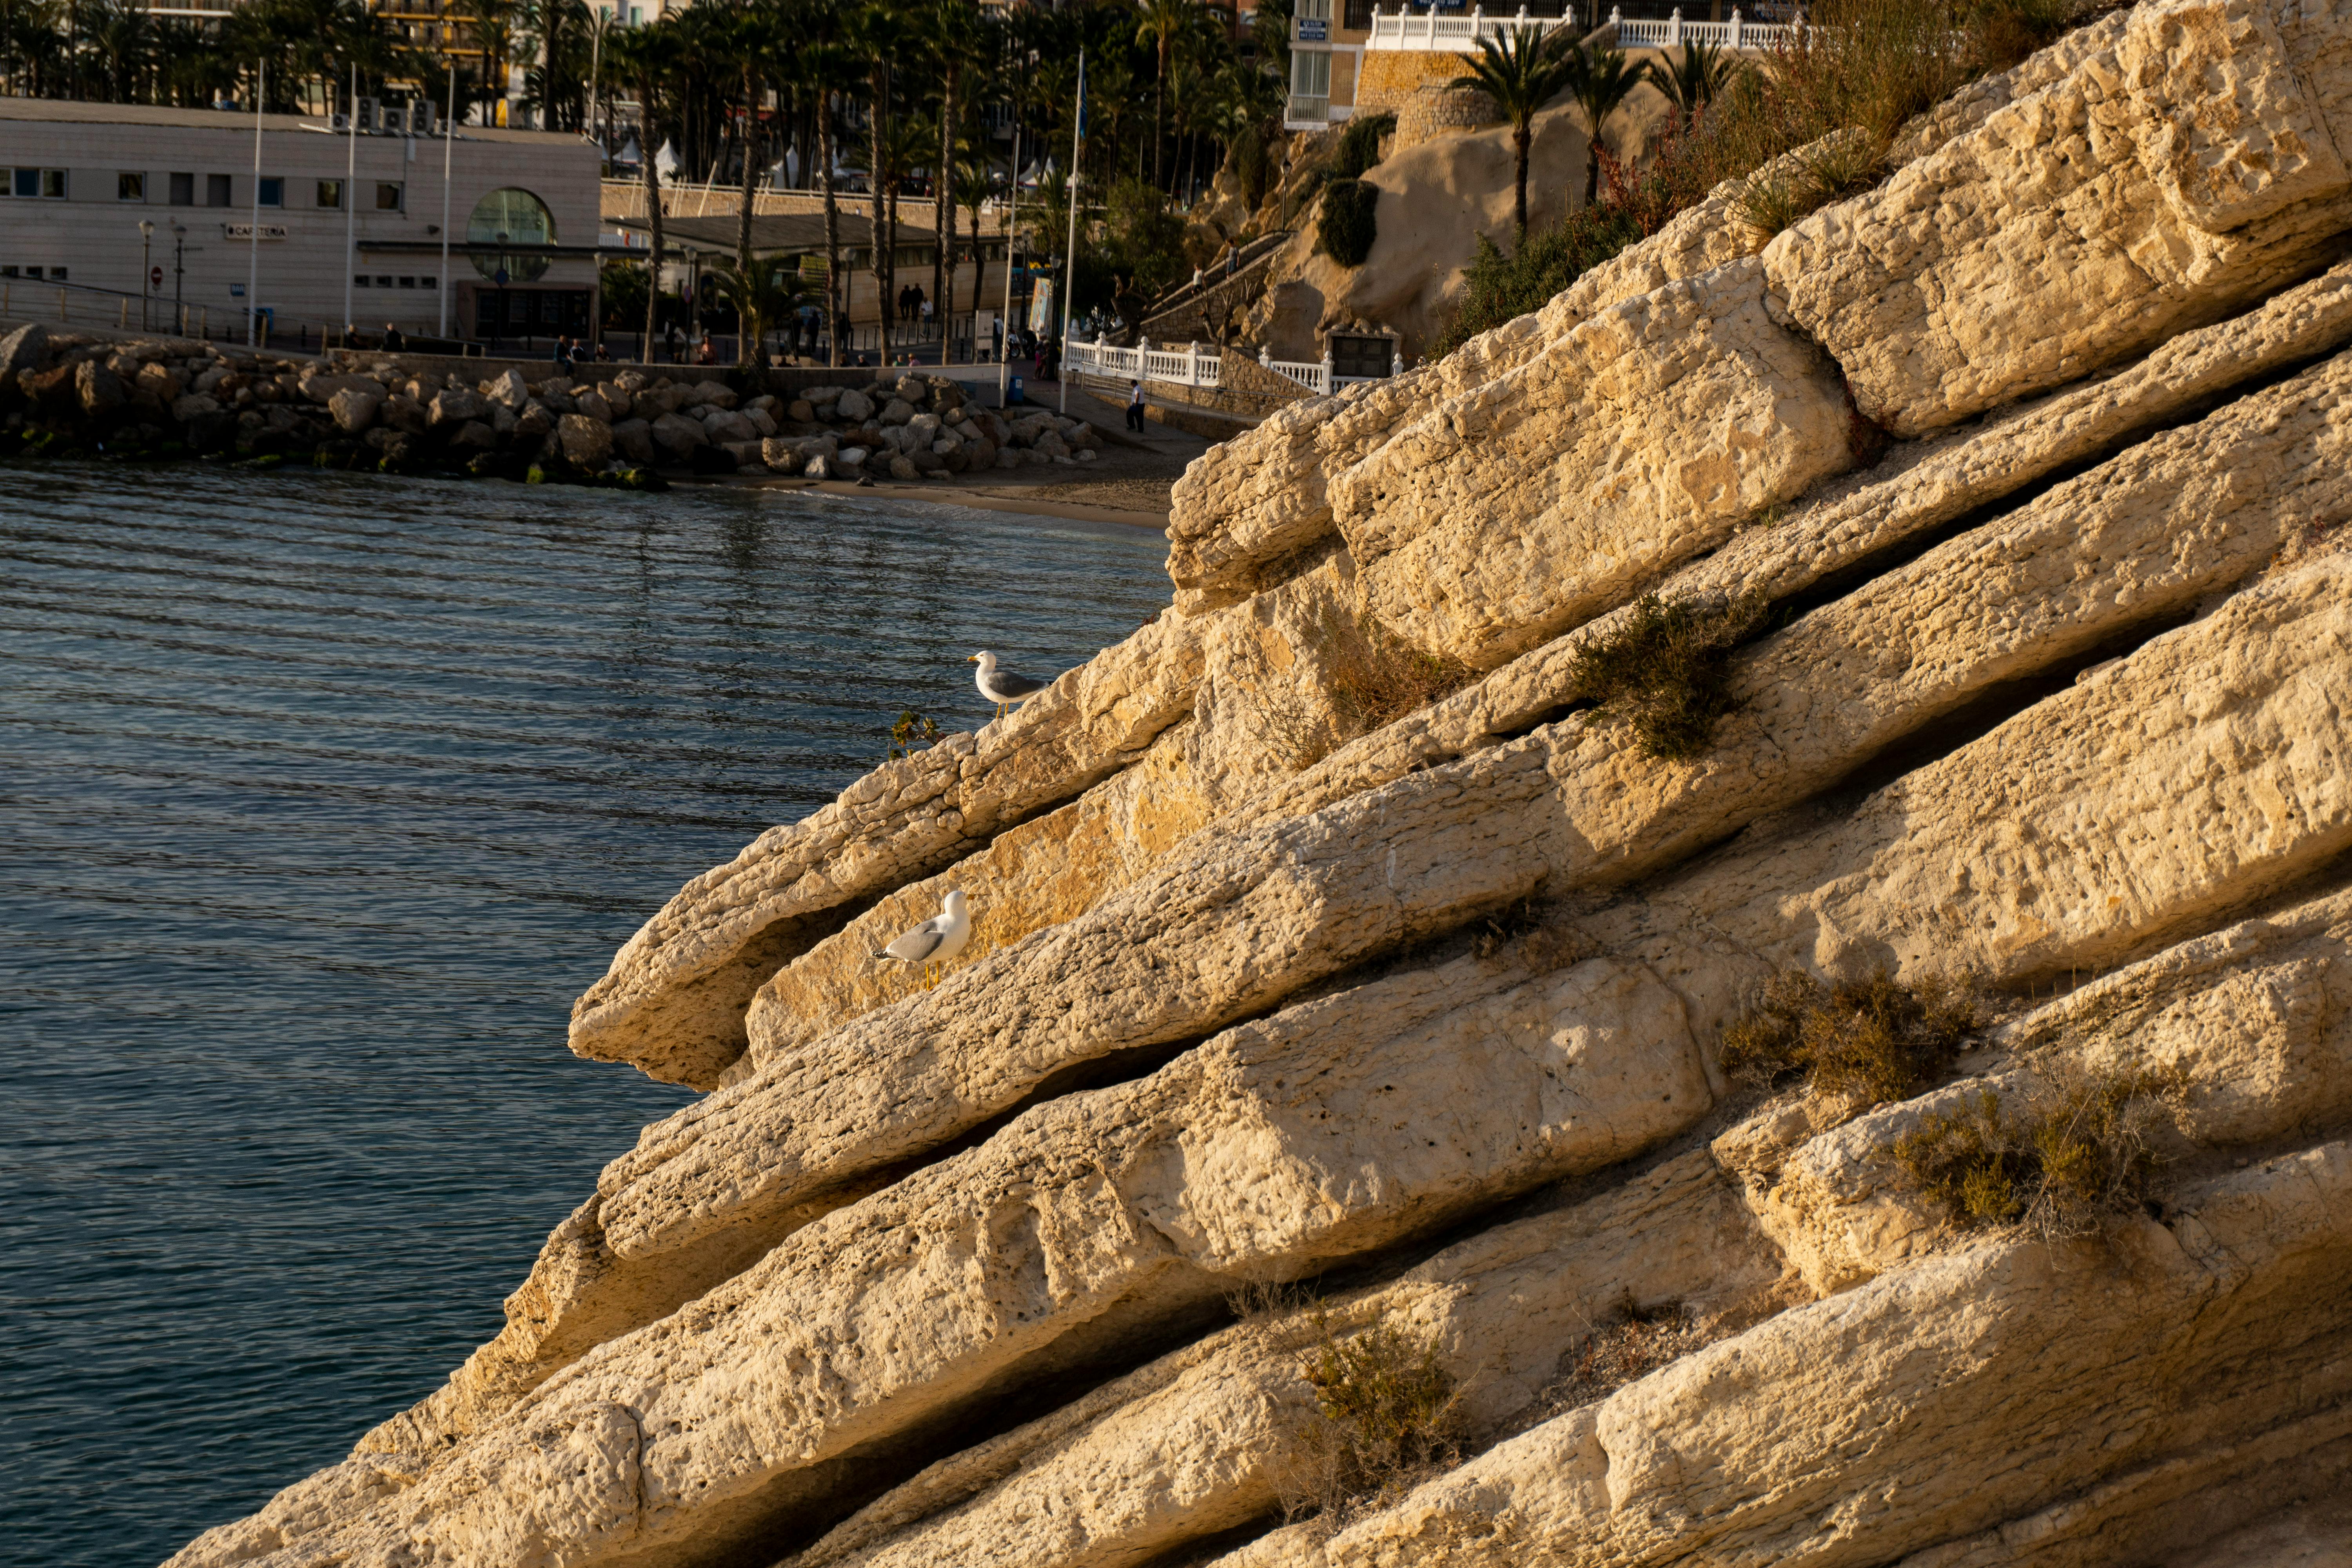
[{"x1": 171, "y1": 9, "x2": 2352, "y2": 1567}]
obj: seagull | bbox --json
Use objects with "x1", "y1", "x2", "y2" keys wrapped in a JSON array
[
  {"x1": 872, "y1": 889, "x2": 972, "y2": 989},
  {"x1": 970, "y1": 650, "x2": 1049, "y2": 720}
]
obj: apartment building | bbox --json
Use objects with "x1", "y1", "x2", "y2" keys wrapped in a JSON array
[{"x1": 0, "y1": 97, "x2": 601, "y2": 344}]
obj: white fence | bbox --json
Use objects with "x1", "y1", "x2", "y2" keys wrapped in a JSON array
[
  {"x1": 1066, "y1": 336, "x2": 1408, "y2": 397},
  {"x1": 1365, "y1": 4, "x2": 1794, "y2": 52}
]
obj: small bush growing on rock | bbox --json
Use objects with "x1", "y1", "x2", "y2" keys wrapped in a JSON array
[
  {"x1": 1325, "y1": 613, "x2": 1474, "y2": 735},
  {"x1": 1332, "y1": 111, "x2": 1398, "y2": 180},
  {"x1": 887, "y1": 709, "x2": 942, "y2": 761},
  {"x1": 1282, "y1": 1310, "x2": 1466, "y2": 1526},
  {"x1": 1317, "y1": 179, "x2": 1381, "y2": 269},
  {"x1": 1720, "y1": 967, "x2": 1979, "y2": 1105},
  {"x1": 1566, "y1": 592, "x2": 1767, "y2": 760},
  {"x1": 1892, "y1": 1065, "x2": 2189, "y2": 1238}
]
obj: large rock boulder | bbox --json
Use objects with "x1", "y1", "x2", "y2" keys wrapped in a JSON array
[
  {"x1": 429, "y1": 386, "x2": 487, "y2": 427},
  {"x1": 327, "y1": 387, "x2": 381, "y2": 434},
  {"x1": 650, "y1": 412, "x2": 707, "y2": 461},
  {"x1": 557, "y1": 413, "x2": 613, "y2": 468},
  {"x1": 75, "y1": 360, "x2": 127, "y2": 416}
]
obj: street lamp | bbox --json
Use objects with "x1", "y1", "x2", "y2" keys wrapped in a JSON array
[
  {"x1": 171, "y1": 222, "x2": 187, "y2": 336},
  {"x1": 140, "y1": 219, "x2": 155, "y2": 331}
]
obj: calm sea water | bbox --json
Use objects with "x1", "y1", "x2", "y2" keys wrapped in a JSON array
[{"x1": 0, "y1": 463, "x2": 1170, "y2": 1566}]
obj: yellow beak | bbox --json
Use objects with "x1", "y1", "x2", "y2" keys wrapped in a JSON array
[{"x1": 966, "y1": 655, "x2": 980, "y2": 663}]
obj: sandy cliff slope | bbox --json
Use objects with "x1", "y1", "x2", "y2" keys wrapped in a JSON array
[{"x1": 168, "y1": 2, "x2": 2352, "y2": 1565}]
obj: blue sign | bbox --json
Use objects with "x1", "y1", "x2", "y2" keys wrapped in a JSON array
[{"x1": 1299, "y1": 18, "x2": 1328, "y2": 39}]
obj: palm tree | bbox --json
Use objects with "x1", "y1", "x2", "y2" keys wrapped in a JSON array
[
  {"x1": 1564, "y1": 41, "x2": 1654, "y2": 208},
  {"x1": 1652, "y1": 36, "x2": 1743, "y2": 122},
  {"x1": 849, "y1": 0, "x2": 906, "y2": 364},
  {"x1": 954, "y1": 152, "x2": 992, "y2": 334},
  {"x1": 613, "y1": 23, "x2": 683, "y2": 358},
  {"x1": 789, "y1": 35, "x2": 855, "y2": 365},
  {"x1": 707, "y1": 254, "x2": 801, "y2": 365},
  {"x1": 1454, "y1": 24, "x2": 1579, "y2": 240},
  {"x1": 1133, "y1": 0, "x2": 1191, "y2": 188},
  {"x1": 923, "y1": 0, "x2": 983, "y2": 354}
]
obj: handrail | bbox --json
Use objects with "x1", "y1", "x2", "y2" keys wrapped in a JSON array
[{"x1": 1364, "y1": 4, "x2": 1795, "y2": 51}]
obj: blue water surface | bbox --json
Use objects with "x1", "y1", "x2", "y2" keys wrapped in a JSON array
[{"x1": 0, "y1": 462, "x2": 1170, "y2": 1566}]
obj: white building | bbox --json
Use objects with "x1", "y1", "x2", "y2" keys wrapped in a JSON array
[{"x1": 0, "y1": 98, "x2": 602, "y2": 348}]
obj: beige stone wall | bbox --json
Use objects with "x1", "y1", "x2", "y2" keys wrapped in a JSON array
[
  {"x1": 1354, "y1": 49, "x2": 1480, "y2": 114},
  {"x1": 1394, "y1": 81, "x2": 1502, "y2": 149}
]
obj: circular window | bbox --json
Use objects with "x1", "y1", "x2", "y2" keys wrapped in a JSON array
[{"x1": 467, "y1": 188, "x2": 555, "y2": 283}]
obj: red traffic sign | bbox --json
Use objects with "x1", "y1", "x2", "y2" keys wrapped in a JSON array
[{"x1": 151, "y1": 266, "x2": 163, "y2": 286}]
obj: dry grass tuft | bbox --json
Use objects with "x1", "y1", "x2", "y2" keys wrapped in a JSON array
[
  {"x1": 1546, "y1": 1298, "x2": 1710, "y2": 1412},
  {"x1": 1892, "y1": 1063, "x2": 2189, "y2": 1239},
  {"x1": 1720, "y1": 967, "x2": 1980, "y2": 1106},
  {"x1": 1325, "y1": 613, "x2": 1476, "y2": 736},
  {"x1": 1278, "y1": 1308, "x2": 1469, "y2": 1532},
  {"x1": 1566, "y1": 592, "x2": 1768, "y2": 761}
]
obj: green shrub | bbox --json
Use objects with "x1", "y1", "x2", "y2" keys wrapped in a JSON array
[
  {"x1": 1318, "y1": 178, "x2": 1380, "y2": 267},
  {"x1": 1719, "y1": 967, "x2": 1980, "y2": 1105},
  {"x1": 1333, "y1": 111, "x2": 1398, "y2": 180},
  {"x1": 1566, "y1": 592, "x2": 1767, "y2": 760},
  {"x1": 1892, "y1": 1065, "x2": 2190, "y2": 1238},
  {"x1": 1284, "y1": 1310, "x2": 1465, "y2": 1525}
]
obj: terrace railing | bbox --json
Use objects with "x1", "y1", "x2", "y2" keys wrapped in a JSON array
[{"x1": 1365, "y1": 4, "x2": 1793, "y2": 50}]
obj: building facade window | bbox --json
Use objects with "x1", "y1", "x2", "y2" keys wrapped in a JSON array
[
  {"x1": 258, "y1": 177, "x2": 283, "y2": 207},
  {"x1": 318, "y1": 179, "x2": 343, "y2": 208},
  {"x1": 11, "y1": 168, "x2": 68, "y2": 198},
  {"x1": 207, "y1": 173, "x2": 232, "y2": 206},
  {"x1": 376, "y1": 181, "x2": 403, "y2": 211},
  {"x1": 170, "y1": 171, "x2": 195, "y2": 205},
  {"x1": 118, "y1": 171, "x2": 145, "y2": 200},
  {"x1": 1292, "y1": 49, "x2": 1331, "y2": 96}
]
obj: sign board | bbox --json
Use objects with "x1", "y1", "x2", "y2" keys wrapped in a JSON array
[
  {"x1": 1027, "y1": 278, "x2": 1056, "y2": 335},
  {"x1": 150, "y1": 266, "x2": 163, "y2": 287},
  {"x1": 222, "y1": 223, "x2": 289, "y2": 240},
  {"x1": 1299, "y1": 18, "x2": 1328, "y2": 39}
]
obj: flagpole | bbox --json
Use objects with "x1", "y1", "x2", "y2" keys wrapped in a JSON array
[
  {"x1": 439, "y1": 61, "x2": 455, "y2": 338},
  {"x1": 248, "y1": 59, "x2": 264, "y2": 347},
  {"x1": 1058, "y1": 47, "x2": 1082, "y2": 416}
]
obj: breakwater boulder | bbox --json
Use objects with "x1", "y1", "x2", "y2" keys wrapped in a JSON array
[{"x1": 164, "y1": 2, "x2": 2352, "y2": 1566}]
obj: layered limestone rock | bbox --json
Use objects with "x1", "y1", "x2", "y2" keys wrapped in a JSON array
[
  {"x1": 172, "y1": 9, "x2": 2352, "y2": 1566},
  {"x1": 1766, "y1": 0, "x2": 2352, "y2": 436},
  {"x1": 1233, "y1": 1140, "x2": 2352, "y2": 1568},
  {"x1": 789, "y1": 1148, "x2": 1787, "y2": 1568},
  {"x1": 1739, "y1": 880, "x2": 2352, "y2": 1294},
  {"x1": 1327, "y1": 258, "x2": 1854, "y2": 670},
  {"x1": 355, "y1": 366, "x2": 2352, "y2": 1465}
]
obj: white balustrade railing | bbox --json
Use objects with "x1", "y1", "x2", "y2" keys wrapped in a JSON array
[
  {"x1": 1364, "y1": 4, "x2": 1794, "y2": 52},
  {"x1": 1064, "y1": 336, "x2": 1405, "y2": 399},
  {"x1": 1067, "y1": 336, "x2": 1224, "y2": 390}
]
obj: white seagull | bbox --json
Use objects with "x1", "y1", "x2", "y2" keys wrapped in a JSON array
[
  {"x1": 970, "y1": 650, "x2": 1049, "y2": 719},
  {"x1": 873, "y1": 889, "x2": 972, "y2": 988}
]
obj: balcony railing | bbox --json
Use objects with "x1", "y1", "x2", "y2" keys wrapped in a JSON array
[
  {"x1": 1365, "y1": 4, "x2": 1793, "y2": 50},
  {"x1": 1287, "y1": 93, "x2": 1331, "y2": 123}
]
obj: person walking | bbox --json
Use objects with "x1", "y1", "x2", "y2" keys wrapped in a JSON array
[
  {"x1": 1125, "y1": 379, "x2": 1146, "y2": 433},
  {"x1": 382, "y1": 322, "x2": 406, "y2": 352}
]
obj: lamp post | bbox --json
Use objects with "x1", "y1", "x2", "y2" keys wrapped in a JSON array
[
  {"x1": 139, "y1": 219, "x2": 154, "y2": 331},
  {"x1": 171, "y1": 221, "x2": 186, "y2": 336},
  {"x1": 494, "y1": 230, "x2": 510, "y2": 353}
]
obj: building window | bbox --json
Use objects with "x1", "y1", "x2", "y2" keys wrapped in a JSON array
[
  {"x1": 398, "y1": 275, "x2": 416, "y2": 288},
  {"x1": 207, "y1": 173, "x2": 232, "y2": 206},
  {"x1": 118, "y1": 172, "x2": 146, "y2": 201},
  {"x1": 49, "y1": 267, "x2": 65, "y2": 279},
  {"x1": 1292, "y1": 49, "x2": 1331, "y2": 96},
  {"x1": 258, "y1": 177, "x2": 283, "y2": 207},
  {"x1": 376, "y1": 274, "x2": 393, "y2": 287},
  {"x1": 318, "y1": 179, "x2": 344, "y2": 209},
  {"x1": 355, "y1": 274, "x2": 370, "y2": 287},
  {"x1": 420, "y1": 276, "x2": 437, "y2": 289},
  {"x1": 170, "y1": 171, "x2": 195, "y2": 205},
  {"x1": 12, "y1": 169, "x2": 67, "y2": 198},
  {"x1": 629, "y1": 5, "x2": 641, "y2": 22},
  {"x1": 1343, "y1": 0, "x2": 1371, "y2": 28},
  {"x1": 376, "y1": 181, "x2": 403, "y2": 211},
  {"x1": 43, "y1": 169, "x2": 65, "y2": 198}
]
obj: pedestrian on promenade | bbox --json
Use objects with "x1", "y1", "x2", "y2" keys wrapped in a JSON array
[{"x1": 1126, "y1": 379, "x2": 1146, "y2": 432}]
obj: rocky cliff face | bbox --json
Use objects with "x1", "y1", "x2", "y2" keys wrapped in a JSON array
[{"x1": 169, "y1": 3, "x2": 2352, "y2": 1565}]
